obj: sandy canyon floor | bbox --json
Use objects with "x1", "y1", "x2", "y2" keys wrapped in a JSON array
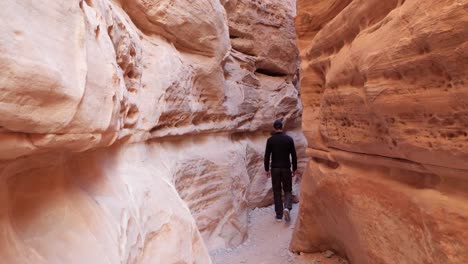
[{"x1": 211, "y1": 204, "x2": 347, "y2": 264}]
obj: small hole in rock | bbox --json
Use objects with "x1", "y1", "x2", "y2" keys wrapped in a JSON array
[
  {"x1": 108, "y1": 25, "x2": 114, "y2": 38},
  {"x1": 130, "y1": 47, "x2": 136, "y2": 57}
]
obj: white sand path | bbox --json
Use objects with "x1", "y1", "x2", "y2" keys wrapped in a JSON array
[{"x1": 211, "y1": 204, "x2": 347, "y2": 264}]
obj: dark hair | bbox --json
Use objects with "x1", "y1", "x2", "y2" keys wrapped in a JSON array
[{"x1": 273, "y1": 120, "x2": 283, "y2": 129}]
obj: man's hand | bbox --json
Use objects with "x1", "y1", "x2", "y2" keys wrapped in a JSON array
[{"x1": 266, "y1": 171, "x2": 271, "y2": 178}]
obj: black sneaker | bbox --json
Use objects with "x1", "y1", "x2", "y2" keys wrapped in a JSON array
[
  {"x1": 283, "y1": 208, "x2": 290, "y2": 222},
  {"x1": 275, "y1": 216, "x2": 282, "y2": 222}
]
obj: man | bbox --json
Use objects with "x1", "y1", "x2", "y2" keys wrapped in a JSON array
[{"x1": 264, "y1": 120, "x2": 297, "y2": 222}]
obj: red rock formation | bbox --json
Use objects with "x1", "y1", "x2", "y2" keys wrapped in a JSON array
[{"x1": 292, "y1": 0, "x2": 468, "y2": 263}]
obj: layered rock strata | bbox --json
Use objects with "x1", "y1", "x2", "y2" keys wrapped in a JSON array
[
  {"x1": 292, "y1": 0, "x2": 468, "y2": 263},
  {"x1": 0, "y1": 0, "x2": 305, "y2": 262}
]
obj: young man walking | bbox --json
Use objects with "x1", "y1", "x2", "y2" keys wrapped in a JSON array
[{"x1": 264, "y1": 120, "x2": 297, "y2": 222}]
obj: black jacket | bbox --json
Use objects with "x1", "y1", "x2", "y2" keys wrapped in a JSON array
[{"x1": 264, "y1": 132, "x2": 297, "y2": 171}]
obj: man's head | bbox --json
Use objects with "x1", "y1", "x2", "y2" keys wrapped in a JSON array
[{"x1": 273, "y1": 120, "x2": 283, "y2": 131}]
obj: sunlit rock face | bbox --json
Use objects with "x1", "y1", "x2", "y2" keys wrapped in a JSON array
[
  {"x1": 291, "y1": 0, "x2": 468, "y2": 263},
  {"x1": 0, "y1": 0, "x2": 305, "y2": 262}
]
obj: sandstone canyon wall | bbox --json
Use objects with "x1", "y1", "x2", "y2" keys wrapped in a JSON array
[
  {"x1": 292, "y1": 0, "x2": 468, "y2": 263},
  {"x1": 0, "y1": 0, "x2": 306, "y2": 263}
]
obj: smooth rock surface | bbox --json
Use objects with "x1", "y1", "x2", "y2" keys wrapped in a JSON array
[
  {"x1": 0, "y1": 0, "x2": 305, "y2": 262},
  {"x1": 0, "y1": 144, "x2": 210, "y2": 264},
  {"x1": 292, "y1": 0, "x2": 468, "y2": 263}
]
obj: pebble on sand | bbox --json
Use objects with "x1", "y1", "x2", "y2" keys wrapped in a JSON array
[{"x1": 323, "y1": 250, "x2": 335, "y2": 258}]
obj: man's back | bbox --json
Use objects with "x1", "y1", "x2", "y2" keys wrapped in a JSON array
[
  {"x1": 264, "y1": 120, "x2": 297, "y2": 222},
  {"x1": 264, "y1": 132, "x2": 297, "y2": 171}
]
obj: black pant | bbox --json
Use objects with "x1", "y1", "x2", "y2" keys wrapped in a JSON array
[{"x1": 271, "y1": 168, "x2": 292, "y2": 218}]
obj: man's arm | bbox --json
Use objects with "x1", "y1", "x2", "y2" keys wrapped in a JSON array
[
  {"x1": 264, "y1": 138, "x2": 272, "y2": 173},
  {"x1": 290, "y1": 138, "x2": 297, "y2": 173}
]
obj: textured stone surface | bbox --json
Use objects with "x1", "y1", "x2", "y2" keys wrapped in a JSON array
[
  {"x1": 223, "y1": 0, "x2": 299, "y2": 75},
  {"x1": 292, "y1": 0, "x2": 468, "y2": 263},
  {"x1": 0, "y1": 0, "x2": 305, "y2": 262}
]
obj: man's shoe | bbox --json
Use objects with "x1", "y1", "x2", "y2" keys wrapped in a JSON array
[
  {"x1": 284, "y1": 209, "x2": 290, "y2": 222},
  {"x1": 275, "y1": 216, "x2": 282, "y2": 222}
]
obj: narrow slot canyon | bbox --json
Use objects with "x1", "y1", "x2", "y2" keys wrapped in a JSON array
[{"x1": 0, "y1": 0, "x2": 467, "y2": 263}]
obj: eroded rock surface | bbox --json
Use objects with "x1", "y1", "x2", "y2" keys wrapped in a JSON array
[
  {"x1": 292, "y1": 0, "x2": 468, "y2": 263},
  {"x1": 0, "y1": 0, "x2": 305, "y2": 262}
]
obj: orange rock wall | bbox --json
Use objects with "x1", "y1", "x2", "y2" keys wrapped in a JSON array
[{"x1": 292, "y1": 0, "x2": 468, "y2": 263}]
